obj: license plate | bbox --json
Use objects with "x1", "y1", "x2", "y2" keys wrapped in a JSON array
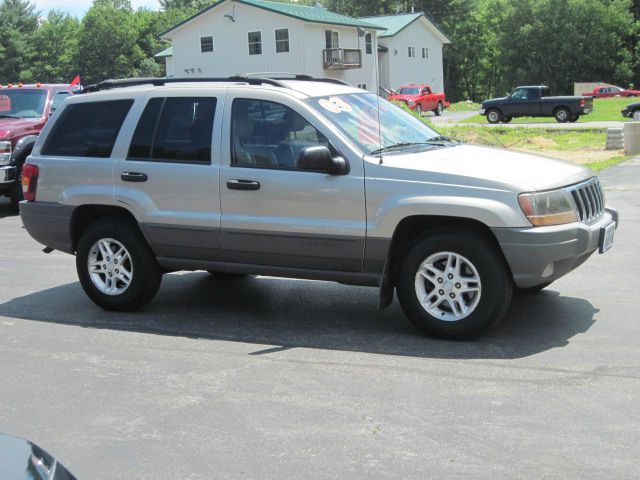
[{"x1": 599, "y1": 222, "x2": 615, "y2": 253}]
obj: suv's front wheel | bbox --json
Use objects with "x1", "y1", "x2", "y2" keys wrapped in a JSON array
[
  {"x1": 396, "y1": 229, "x2": 512, "y2": 339},
  {"x1": 76, "y1": 218, "x2": 162, "y2": 311}
]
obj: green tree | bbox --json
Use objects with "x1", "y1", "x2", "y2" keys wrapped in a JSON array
[
  {"x1": 30, "y1": 11, "x2": 81, "y2": 83},
  {"x1": 0, "y1": 0, "x2": 38, "y2": 83}
]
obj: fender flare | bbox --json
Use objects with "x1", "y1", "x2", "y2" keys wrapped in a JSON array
[{"x1": 11, "y1": 135, "x2": 38, "y2": 166}]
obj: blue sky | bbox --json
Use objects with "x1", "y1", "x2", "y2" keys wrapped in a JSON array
[{"x1": 34, "y1": 0, "x2": 160, "y2": 17}]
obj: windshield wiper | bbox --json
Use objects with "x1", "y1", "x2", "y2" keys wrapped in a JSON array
[
  {"x1": 426, "y1": 135, "x2": 459, "y2": 144},
  {"x1": 371, "y1": 142, "x2": 435, "y2": 155},
  {"x1": 0, "y1": 114, "x2": 21, "y2": 119}
]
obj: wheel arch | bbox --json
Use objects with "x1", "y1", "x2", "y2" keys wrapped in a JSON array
[
  {"x1": 70, "y1": 204, "x2": 148, "y2": 252},
  {"x1": 11, "y1": 135, "x2": 38, "y2": 166}
]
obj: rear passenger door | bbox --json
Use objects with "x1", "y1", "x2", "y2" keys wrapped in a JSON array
[{"x1": 113, "y1": 93, "x2": 222, "y2": 261}]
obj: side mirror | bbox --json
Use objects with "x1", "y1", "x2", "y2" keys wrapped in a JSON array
[{"x1": 297, "y1": 146, "x2": 349, "y2": 175}]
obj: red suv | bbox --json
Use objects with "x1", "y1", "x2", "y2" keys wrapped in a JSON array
[{"x1": 0, "y1": 83, "x2": 74, "y2": 208}]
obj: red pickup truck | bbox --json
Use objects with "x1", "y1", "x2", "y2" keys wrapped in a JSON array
[
  {"x1": 0, "y1": 83, "x2": 74, "y2": 208},
  {"x1": 388, "y1": 84, "x2": 448, "y2": 116},
  {"x1": 581, "y1": 85, "x2": 640, "y2": 98}
]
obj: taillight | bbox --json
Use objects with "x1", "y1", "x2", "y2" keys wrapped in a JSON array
[
  {"x1": 580, "y1": 99, "x2": 586, "y2": 107},
  {"x1": 22, "y1": 164, "x2": 39, "y2": 202}
]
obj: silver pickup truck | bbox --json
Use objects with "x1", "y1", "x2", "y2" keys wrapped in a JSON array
[{"x1": 19, "y1": 76, "x2": 618, "y2": 339}]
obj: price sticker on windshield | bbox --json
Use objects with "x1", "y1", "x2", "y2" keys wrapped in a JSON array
[{"x1": 318, "y1": 97, "x2": 353, "y2": 113}]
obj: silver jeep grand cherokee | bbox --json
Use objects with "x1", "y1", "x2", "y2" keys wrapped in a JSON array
[{"x1": 19, "y1": 76, "x2": 618, "y2": 339}]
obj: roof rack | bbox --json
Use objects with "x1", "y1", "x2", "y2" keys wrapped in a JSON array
[{"x1": 80, "y1": 74, "x2": 351, "y2": 94}]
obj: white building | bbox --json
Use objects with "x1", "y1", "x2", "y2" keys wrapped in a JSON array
[
  {"x1": 157, "y1": 0, "x2": 450, "y2": 94},
  {"x1": 360, "y1": 13, "x2": 451, "y2": 92}
]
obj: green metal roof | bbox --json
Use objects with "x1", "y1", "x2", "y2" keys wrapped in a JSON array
[
  {"x1": 154, "y1": 47, "x2": 173, "y2": 58},
  {"x1": 359, "y1": 12, "x2": 450, "y2": 42},
  {"x1": 160, "y1": 0, "x2": 384, "y2": 38}
]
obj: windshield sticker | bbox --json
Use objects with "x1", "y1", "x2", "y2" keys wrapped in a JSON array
[
  {"x1": 318, "y1": 98, "x2": 341, "y2": 113},
  {"x1": 330, "y1": 97, "x2": 353, "y2": 112}
]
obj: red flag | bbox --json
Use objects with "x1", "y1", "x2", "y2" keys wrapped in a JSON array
[{"x1": 69, "y1": 75, "x2": 81, "y2": 87}]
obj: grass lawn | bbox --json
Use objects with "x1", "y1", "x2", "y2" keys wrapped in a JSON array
[
  {"x1": 459, "y1": 97, "x2": 635, "y2": 124},
  {"x1": 447, "y1": 101, "x2": 482, "y2": 112}
]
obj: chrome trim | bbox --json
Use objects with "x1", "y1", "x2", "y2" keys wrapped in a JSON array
[
  {"x1": 567, "y1": 177, "x2": 605, "y2": 224},
  {"x1": 0, "y1": 165, "x2": 16, "y2": 184}
]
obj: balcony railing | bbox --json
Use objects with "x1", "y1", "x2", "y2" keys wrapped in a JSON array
[{"x1": 323, "y1": 48, "x2": 362, "y2": 70}]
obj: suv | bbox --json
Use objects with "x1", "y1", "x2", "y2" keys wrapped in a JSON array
[
  {"x1": 19, "y1": 76, "x2": 618, "y2": 339},
  {"x1": 0, "y1": 83, "x2": 74, "y2": 208}
]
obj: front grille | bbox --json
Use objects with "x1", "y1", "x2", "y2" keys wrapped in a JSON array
[{"x1": 568, "y1": 177, "x2": 605, "y2": 224}]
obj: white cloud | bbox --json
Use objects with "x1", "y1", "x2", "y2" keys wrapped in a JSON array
[{"x1": 34, "y1": 0, "x2": 160, "y2": 17}]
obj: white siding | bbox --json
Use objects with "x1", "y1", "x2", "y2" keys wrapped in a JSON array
[
  {"x1": 163, "y1": 3, "x2": 379, "y2": 91},
  {"x1": 379, "y1": 17, "x2": 445, "y2": 93}
]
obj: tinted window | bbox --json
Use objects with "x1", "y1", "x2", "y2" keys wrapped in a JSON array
[
  {"x1": 50, "y1": 91, "x2": 70, "y2": 114},
  {"x1": 128, "y1": 97, "x2": 216, "y2": 164},
  {"x1": 42, "y1": 100, "x2": 133, "y2": 158},
  {"x1": 231, "y1": 98, "x2": 329, "y2": 169}
]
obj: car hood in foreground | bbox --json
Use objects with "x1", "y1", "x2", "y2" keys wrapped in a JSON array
[{"x1": 375, "y1": 144, "x2": 593, "y2": 192}]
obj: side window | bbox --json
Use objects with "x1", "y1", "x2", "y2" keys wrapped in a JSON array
[
  {"x1": 365, "y1": 33, "x2": 372, "y2": 54},
  {"x1": 511, "y1": 88, "x2": 527, "y2": 100},
  {"x1": 50, "y1": 91, "x2": 70, "y2": 114},
  {"x1": 275, "y1": 28, "x2": 290, "y2": 53},
  {"x1": 201, "y1": 36, "x2": 214, "y2": 53},
  {"x1": 248, "y1": 31, "x2": 262, "y2": 55},
  {"x1": 42, "y1": 100, "x2": 133, "y2": 158},
  {"x1": 128, "y1": 97, "x2": 216, "y2": 164},
  {"x1": 231, "y1": 98, "x2": 330, "y2": 169}
]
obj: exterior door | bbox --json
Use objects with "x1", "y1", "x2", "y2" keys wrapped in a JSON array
[
  {"x1": 113, "y1": 93, "x2": 222, "y2": 261},
  {"x1": 219, "y1": 93, "x2": 366, "y2": 272}
]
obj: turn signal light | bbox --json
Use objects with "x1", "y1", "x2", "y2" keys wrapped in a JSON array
[{"x1": 22, "y1": 164, "x2": 39, "y2": 202}]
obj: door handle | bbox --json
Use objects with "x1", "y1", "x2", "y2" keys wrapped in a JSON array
[
  {"x1": 121, "y1": 172, "x2": 148, "y2": 182},
  {"x1": 227, "y1": 179, "x2": 260, "y2": 191}
]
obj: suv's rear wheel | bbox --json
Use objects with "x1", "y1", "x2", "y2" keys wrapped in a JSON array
[
  {"x1": 76, "y1": 218, "x2": 162, "y2": 311},
  {"x1": 396, "y1": 229, "x2": 512, "y2": 339}
]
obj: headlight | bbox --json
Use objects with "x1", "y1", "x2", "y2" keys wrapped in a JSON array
[
  {"x1": 407, "y1": 100, "x2": 416, "y2": 107},
  {"x1": 518, "y1": 189, "x2": 578, "y2": 226},
  {"x1": 0, "y1": 141, "x2": 11, "y2": 166}
]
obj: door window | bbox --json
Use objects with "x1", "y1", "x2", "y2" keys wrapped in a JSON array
[
  {"x1": 231, "y1": 98, "x2": 330, "y2": 169},
  {"x1": 128, "y1": 97, "x2": 216, "y2": 164}
]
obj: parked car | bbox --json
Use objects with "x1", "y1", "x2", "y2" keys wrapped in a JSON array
[
  {"x1": 0, "y1": 83, "x2": 74, "y2": 208},
  {"x1": 621, "y1": 101, "x2": 640, "y2": 121},
  {"x1": 480, "y1": 86, "x2": 593, "y2": 123},
  {"x1": 582, "y1": 85, "x2": 640, "y2": 98},
  {"x1": 19, "y1": 76, "x2": 617, "y2": 340},
  {"x1": 387, "y1": 84, "x2": 447, "y2": 116}
]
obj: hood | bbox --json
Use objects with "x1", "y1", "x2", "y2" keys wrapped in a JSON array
[
  {"x1": 481, "y1": 97, "x2": 507, "y2": 106},
  {"x1": 0, "y1": 117, "x2": 33, "y2": 138},
  {"x1": 378, "y1": 144, "x2": 593, "y2": 192}
]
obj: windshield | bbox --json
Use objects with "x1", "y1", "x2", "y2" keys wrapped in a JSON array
[
  {"x1": 307, "y1": 93, "x2": 443, "y2": 155},
  {"x1": 398, "y1": 87, "x2": 420, "y2": 95},
  {"x1": 0, "y1": 89, "x2": 48, "y2": 119}
]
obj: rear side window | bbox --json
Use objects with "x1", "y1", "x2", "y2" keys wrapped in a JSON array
[
  {"x1": 42, "y1": 100, "x2": 133, "y2": 158},
  {"x1": 128, "y1": 97, "x2": 216, "y2": 164}
]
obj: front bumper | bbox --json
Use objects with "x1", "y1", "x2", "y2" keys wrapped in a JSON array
[
  {"x1": 492, "y1": 208, "x2": 619, "y2": 288},
  {"x1": 479, "y1": 108, "x2": 486, "y2": 115},
  {"x1": 0, "y1": 165, "x2": 16, "y2": 190}
]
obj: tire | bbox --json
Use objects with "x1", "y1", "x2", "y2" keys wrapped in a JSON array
[
  {"x1": 554, "y1": 107, "x2": 571, "y2": 123},
  {"x1": 486, "y1": 109, "x2": 502, "y2": 124},
  {"x1": 8, "y1": 159, "x2": 25, "y2": 210},
  {"x1": 569, "y1": 114, "x2": 580, "y2": 123},
  {"x1": 516, "y1": 281, "x2": 553, "y2": 294},
  {"x1": 500, "y1": 116, "x2": 512, "y2": 124},
  {"x1": 415, "y1": 104, "x2": 422, "y2": 116},
  {"x1": 434, "y1": 101, "x2": 444, "y2": 116},
  {"x1": 633, "y1": 110, "x2": 640, "y2": 122},
  {"x1": 629, "y1": 94, "x2": 637, "y2": 98},
  {"x1": 396, "y1": 228, "x2": 513, "y2": 340},
  {"x1": 76, "y1": 218, "x2": 162, "y2": 311}
]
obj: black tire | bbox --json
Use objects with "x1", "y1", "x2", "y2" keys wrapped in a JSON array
[
  {"x1": 76, "y1": 218, "x2": 162, "y2": 311},
  {"x1": 628, "y1": 94, "x2": 637, "y2": 98},
  {"x1": 415, "y1": 104, "x2": 422, "y2": 116},
  {"x1": 8, "y1": 159, "x2": 25, "y2": 210},
  {"x1": 486, "y1": 108, "x2": 502, "y2": 124},
  {"x1": 434, "y1": 101, "x2": 444, "y2": 116},
  {"x1": 554, "y1": 107, "x2": 571, "y2": 123},
  {"x1": 569, "y1": 114, "x2": 579, "y2": 123},
  {"x1": 516, "y1": 281, "x2": 553, "y2": 294},
  {"x1": 396, "y1": 227, "x2": 513, "y2": 340},
  {"x1": 500, "y1": 116, "x2": 512, "y2": 124}
]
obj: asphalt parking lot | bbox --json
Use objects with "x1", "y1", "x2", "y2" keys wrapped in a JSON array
[{"x1": 1, "y1": 159, "x2": 639, "y2": 479}]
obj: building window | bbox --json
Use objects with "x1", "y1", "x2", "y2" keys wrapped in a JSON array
[
  {"x1": 365, "y1": 33, "x2": 372, "y2": 54},
  {"x1": 200, "y1": 36, "x2": 214, "y2": 53},
  {"x1": 408, "y1": 46, "x2": 415, "y2": 58},
  {"x1": 325, "y1": 30, "x2": 339, "y2": 49},
  {"x1": 357, "y1": 83, "x2": 368, "y2": 90},
  {"x1": 275, "y1": 28, "x2": 290, "y2": 53},
  {"x1": 248, "y1": 31, "x2": 262, "y2": 55},
  {"x1": 422, "y1": 47, "x2": 429, "y2": 59}
]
